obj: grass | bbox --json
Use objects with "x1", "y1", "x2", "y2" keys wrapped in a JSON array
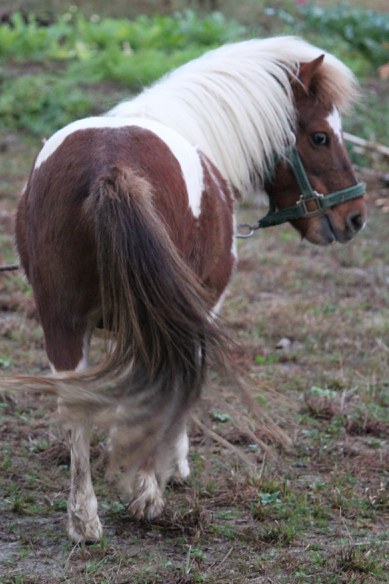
[{"x1": 264, "y1": 2, "x2": 389, "y2": 73}]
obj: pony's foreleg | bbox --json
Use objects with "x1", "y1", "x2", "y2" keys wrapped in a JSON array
[{"x1": 64, "y1": 416, "x2": 103, "y2": 543}]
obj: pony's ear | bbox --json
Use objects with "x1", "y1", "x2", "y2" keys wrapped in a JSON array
[{"x1": 296, "y1": 54, "x2": 325, "y2": 96}]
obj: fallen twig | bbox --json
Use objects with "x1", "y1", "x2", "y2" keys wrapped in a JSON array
[
  {"x1": 0, "y1": 263, "x2": 19, "y2": 272},
  {"x1": 344, "y1": 132, "x2": 389, "y2": 159},
  {"x1": 193, "y1": 416, "x2": 259, "y2": 468}
]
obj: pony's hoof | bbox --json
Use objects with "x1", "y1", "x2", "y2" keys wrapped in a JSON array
[
  {"x1": 67, "y1": 514, "x2": 103, "y2": 543},
  {"x1": 130, "y1": 492, "x2": 165, "y2": 520},
  {"x1": 127, "y1": 472, "x2": 165, "y2": 520}
]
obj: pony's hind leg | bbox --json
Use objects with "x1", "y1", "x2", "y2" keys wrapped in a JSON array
[
  {"x1": 119, "y1": 422, "x2": 189, "y2": 520},
  {"x1": 175, "y1": 425, "x2": 190, "y2": 480},
  {"x1": 111, "y1": 422, "x2": 165, "y2": 520},
  {"x1": 49, "y1": 325, "x2": 103, "y2": 542},
  {"x1": 125, "y1": 466, "x2": 165, "y2": 520}
]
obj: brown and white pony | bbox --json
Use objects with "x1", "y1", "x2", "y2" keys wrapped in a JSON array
[{"x1": 4, "y1": 36, "x2": 366, "y2": 542}]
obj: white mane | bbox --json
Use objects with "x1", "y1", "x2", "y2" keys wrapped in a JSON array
[{"x1": 107, "y1": 36, "x2": 358, "y2": 197}]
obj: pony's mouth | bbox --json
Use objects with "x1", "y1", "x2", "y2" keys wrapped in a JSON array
[
  {"x1": 322, "y1": 214, "x2": 355, "y2": 244},
  {"x1": 323, "y1": 215, "x2": 337, "y2": 244},
  {"x1": 301, "y1": 213, "x2": 357, "y2": 245}
]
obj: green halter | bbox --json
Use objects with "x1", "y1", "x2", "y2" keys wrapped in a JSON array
[{"x1": 237, "y1": 145, "x2": 366, "y2": 238}]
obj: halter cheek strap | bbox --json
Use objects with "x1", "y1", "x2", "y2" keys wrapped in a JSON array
[{"x1": 236, "y1": 145, "x2": 365, "y2": 238}]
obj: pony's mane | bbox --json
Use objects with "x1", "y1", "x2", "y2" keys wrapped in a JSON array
[{"x1": 108, "y1": 36, "x2": 359, "y2": 197}]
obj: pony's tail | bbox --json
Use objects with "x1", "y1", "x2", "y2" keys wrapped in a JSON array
[{"x1": 3, "y1": 166, "x2": 227, "y2": 475}]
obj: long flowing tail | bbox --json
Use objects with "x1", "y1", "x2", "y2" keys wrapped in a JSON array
[{"x1": 1, "y1": 166, "x2": 227, "y2": 474}]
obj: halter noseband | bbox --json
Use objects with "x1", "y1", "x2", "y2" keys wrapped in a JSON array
[{"x1": 236, "y1": 145, "x2": 366, "y2": 238}]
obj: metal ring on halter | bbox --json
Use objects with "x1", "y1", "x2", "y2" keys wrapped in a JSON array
[
  {"x1": 288, "y1": 131, "x2": 296, "y2": 147},
  {"x1": 235, "y1": 223, "x2": 259, "y2": 238}
]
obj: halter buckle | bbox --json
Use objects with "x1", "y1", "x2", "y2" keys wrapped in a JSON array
[{"x1": 296, "y1": 191, "x2": 325, "y2": 218}]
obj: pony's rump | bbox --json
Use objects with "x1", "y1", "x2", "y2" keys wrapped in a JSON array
[{"x1": 6, "y1": 161, "x2": 227, "y2": 472}]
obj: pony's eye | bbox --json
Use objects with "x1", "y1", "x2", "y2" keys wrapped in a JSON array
[{"x1": 311, "y1": 132, "x2": 329, "y2": 146}]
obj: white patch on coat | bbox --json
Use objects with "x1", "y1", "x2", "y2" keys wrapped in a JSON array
[
  {"x1": 200, "y1": 153, "x2": 226, "y2": 202},
  {"x1": 49, "y1": 361, "x2": 57, "y2": 375},
  {"x1": 175, "y1": 430, "x2": 190, "y2": 479},
  {"x1": 75, "y1": 328, "x2": 93, "y2": 372},
  {"x1": 231, "y1": 215, "x2": 238, "y2": 259},
  {"x1": 326, "y1": 108, "x2": 343, "y2": 143},
  {"x1": 49, "y1": 329, "x2": 90, "y2": 374},
  {"x1": 211, "y1": 291, "x2": 227, "y2": 318},
  {"x1": 75, "y1": 356, "x2": 89, "y2": 372},
  {"x1": 34, "y1": 117, "x2": 204, "y2": 218}
]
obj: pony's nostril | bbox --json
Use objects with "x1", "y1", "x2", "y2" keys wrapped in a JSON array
[{"x1": 347, "y1": 211, "x2": 364, "y2": 233}]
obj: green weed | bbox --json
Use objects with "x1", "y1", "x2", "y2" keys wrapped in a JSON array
[
  {"x1": 0, "y1": 10, "x2": 245, "y2": 64},
  {"x1": 0, "y1": 74, "x2": 93, "y2": 135},
  {"x1": 264, "y1": 2, "x2": 389, "y2": 71}
]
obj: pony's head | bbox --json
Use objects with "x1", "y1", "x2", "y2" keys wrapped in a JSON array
[{"x1": 267, "y1": 56, "x2": 366, "y2": 245}]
